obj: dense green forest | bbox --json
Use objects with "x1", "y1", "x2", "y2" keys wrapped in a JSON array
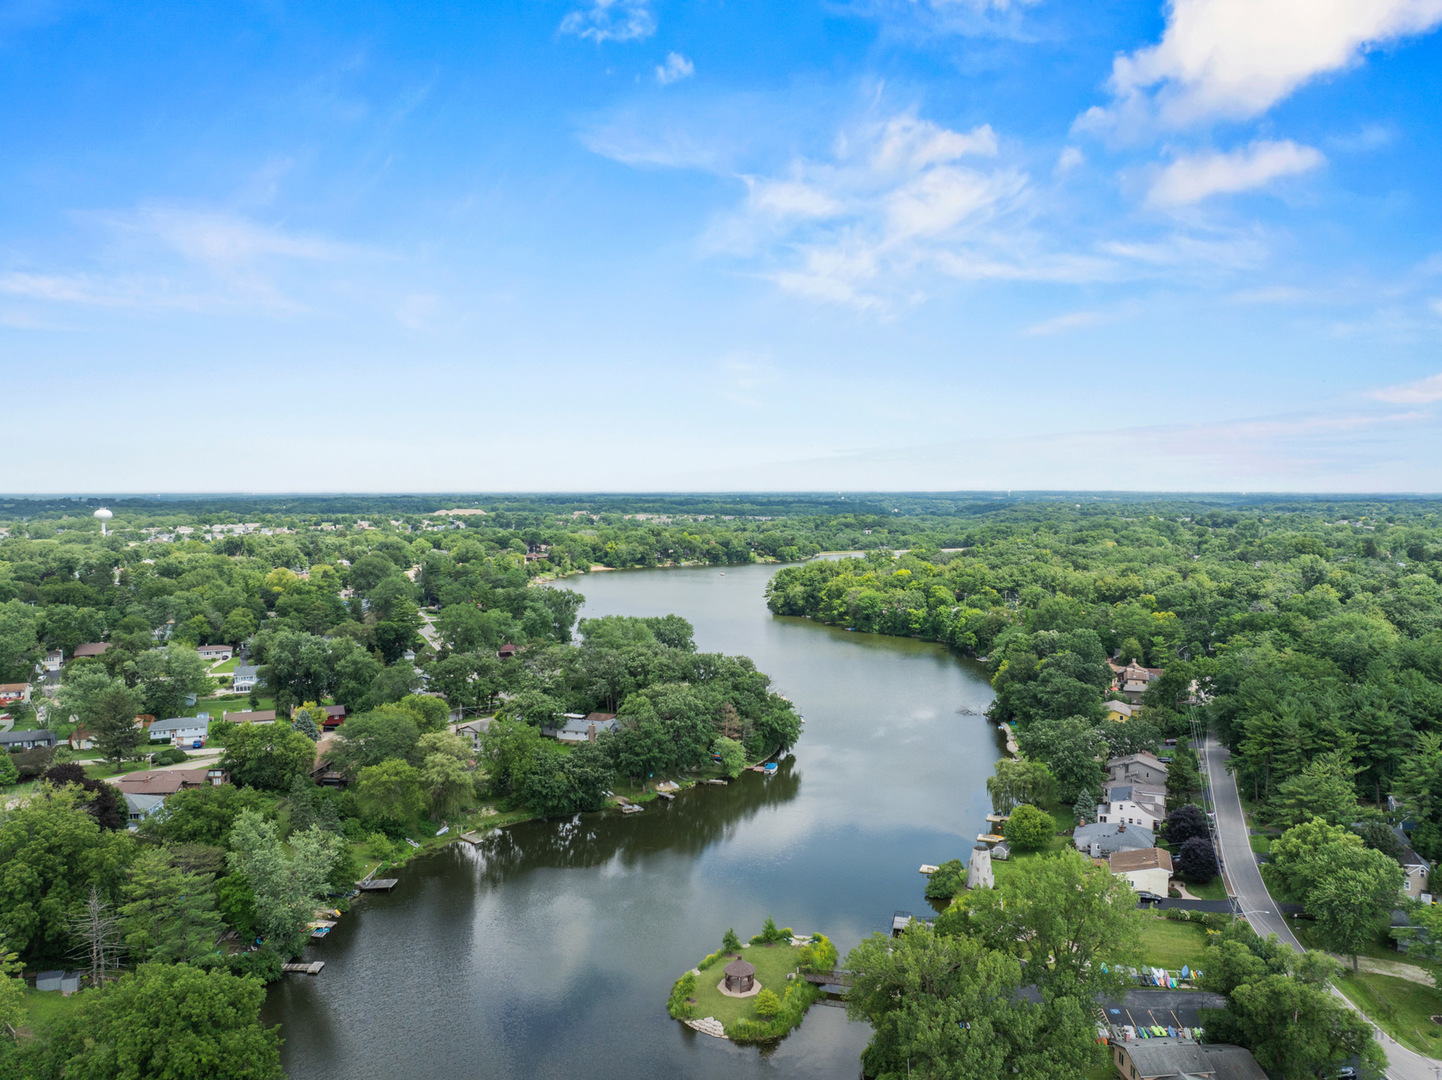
[{"x1": 767, "y1": 502, "x2": 1442, "y2": 856}]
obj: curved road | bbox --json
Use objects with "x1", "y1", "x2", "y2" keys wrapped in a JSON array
[{"x1": 1202, "y1": 733, "x2": 1439, "y2": 1080}]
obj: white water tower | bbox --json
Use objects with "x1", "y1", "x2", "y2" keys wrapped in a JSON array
[{"x1": 94, "y1": 506, "x2": 113, "y2": 536}]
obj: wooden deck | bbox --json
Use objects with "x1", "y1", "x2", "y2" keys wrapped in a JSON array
[
  {"x1": 799, "y1": 969, "x2": 854, "y2": 987},
  {"x1": 282, "y1": 961, "x2": 325, "y2": 975},
  {"x1": 357, "y1": 878, "x2": 398, "y2": 891}
]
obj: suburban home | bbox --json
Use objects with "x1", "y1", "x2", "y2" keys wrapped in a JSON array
[
  {"x1": 1108, "y1": 847, "x2": 1173, "y2": 897},
  {"x1": 231, "y1": 665, "x2": 261, "y2": 693},
  {"x1": 112, "y1": 767, "x2": 228, "y2": 798},
  {"x1": 197, "y1": 644, "x2": 234, "y2": 661},
  {"x1": 1103, "y1": 699, "x2": 1135, "y2": 721},
  {"x1": 318, "y1": 704, "x2": 346, "y2": 730},
  {"x1": 121, "y1": 792, "x2": 168, "y2": 824},
  {"x1": 0, "y1": 683, "x2": 30, "y2": 704},
  {"x1": 223, "y1": 709, "x2": 276, "y2": 724},
  {"x1": 541, "y1": 712, "x2": 620, "y2": 743},
  {"x1": 455, "y1": 718, "x2": 491, "y2": 749},
  {"x1": 72, "y1": 642, "x2": 110, "y2": 659},
  {"x1": 1109, "y1": 660, "x2": 1165, "y2": 705},
  {"x1": 497, "y1": 643, "x2": 518, "y2": 659},
  {"x1": 67, "y1": 726, "x2": 96, "y2": 751},
  {"x1": 1073, "y1": 821, "x2": 1156, "y2": 858},
  {"x1": 1107, "y1": 752, "x2": 1169, "y2": 787},
  {"x1": 147, "y1": 716, "x2": 210, "y2": 748},
  {"x1": 1394, "y1": 827, "x2": 1432, "y2": 901},
  {"x1": 0, "y1": 728, "x2": 58, "y2": 751},
  {"x1": 1112, "y1": 1041, "x2": 1266, "y2": 1080},
  {"x1": 42, "y1": 649, "x2": 64, "y2": 672},
  {"x1": 1097, "y1": 782, "x2": 1167, "y2": 832}
]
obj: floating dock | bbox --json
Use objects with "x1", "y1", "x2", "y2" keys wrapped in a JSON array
[
  {"x1": 919, "y1": 864, "x2": 939, "y2": 875},
  {"x1": 460, "y1": 831, "x2": 487, "y2": 845},
  {"x1": 282, "y1": 961, "x2": 325, "y2": 975},
  {"x1": 358, "y1": 878, "x2": 398, "y2": 892},
  {"x1": 977, "y1": 833, "x2": 1004, "y2": 844}
]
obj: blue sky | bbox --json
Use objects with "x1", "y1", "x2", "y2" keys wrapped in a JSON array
[{"x1": 3, "y1": 0, "x2": 1441, "y2": 492}]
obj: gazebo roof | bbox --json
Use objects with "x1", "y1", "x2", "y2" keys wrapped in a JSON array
[{"x1": 723, "y1": 958, "x2": 756, "y2": 978}]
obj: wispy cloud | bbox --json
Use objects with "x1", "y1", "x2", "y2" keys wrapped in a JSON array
[
  {"x1": 1078, "y1": 0, "x2": 1442, "y2": 136},
  {"x1": 1147, "y1": 140, "x2": 1325, "y2": 207},
  {"x1": 655, "y1": 51, "x2": 693, "y2": 85},
  {"x1": 845, "y1": 0, "x2": 1043, "y2": 39},
  {"x1": 1023, "y1": 309, "x2": 1112, "y2": 336},
  {"x1": 1371, "y1": 372, "x2": 1442, "y2": 404},
  {"x1": 560, "y1": 0, "x2": 656, "y2": 43}
]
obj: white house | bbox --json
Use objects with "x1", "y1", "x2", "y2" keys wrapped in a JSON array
[
  {"x1": 0, "y1": 682, "x2": 31, "y2": 705},
  {"x1": 540, "y1": 712, "x2": 620, "y2": 743},
  {"x1": 232, "y1": 665, "x2": 261, "y2": 693},
  {"x1": 197, "y1": 644, "x2": 234, "y2": 662},
  {"x1": 42, "y1": 649, "x2": 64, "y2": 672},
  {"x1": 147, "y1": 716, "x2": 210, "y2": 748},
  {"x1": 1096, "y1": 782, "x2": 1167, "y2": 833},
  {"x1": 1107, "y1": 847, "x2": 1173, "y2": 897}
]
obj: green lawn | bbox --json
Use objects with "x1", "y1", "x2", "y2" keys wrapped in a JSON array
[
  {"x1": 685, "y1": 941, "x2": 809, "y2": 1033},
  {"x1": 21, "y1": 987, "x2": 82, "y2": 1038},
  {"x1": 210, "y1": 657, "x2": 239, "y2": 674},
  {"x1": 1135, "y1": 914, "x2": 1210, "y2": 971},
  {"x1": 1185, "y1": 877, "x2": 1229, "y2": 901},
  {"x1": 1248, "y1": 833, "x2": 1272, "y2": 854},
  {"x1": 1333, "y1": 971, "x2": 1442, "y2": 1057}
]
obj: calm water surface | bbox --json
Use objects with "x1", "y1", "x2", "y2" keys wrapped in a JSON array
[{"x1": 266, "y1": 562, "x2": 999, "y2": 1079}]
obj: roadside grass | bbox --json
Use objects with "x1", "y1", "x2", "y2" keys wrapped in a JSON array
[
  {"x1": 1248, "y1": 833, "x2": 1271, "y2": 854},
  {"x1": 1135, "y1": 913, "x2": 1210, "y2": 971},
  {"x1": 685, "y1": 941, "x2": 807, "y2": 1033},
  {"x1": 20, "y1": 987, "x2": 82, "y2": 1038},
  {"x1": 1185, "y1": 877, "x2": 1229, "y2": 901},
  {"x1": 1332, "y1": 971, "x2": 1442, "y2": 1057}
]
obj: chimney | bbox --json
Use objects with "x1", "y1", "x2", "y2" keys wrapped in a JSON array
[
  {"x1": 1118, "y1": 823, "x2": 1126, "y2": 833},
  {"x1": 588, "y1": 722, "x2": 597, "y2": 743}
]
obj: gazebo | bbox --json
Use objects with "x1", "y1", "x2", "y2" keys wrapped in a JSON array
[{"x1": 722, "y1": 958, "x2": 756, "y2": 994}]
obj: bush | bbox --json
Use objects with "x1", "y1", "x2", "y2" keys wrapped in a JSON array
[
  {"x1": 229, "y1": 948, "x2": 284, "y2": 982},
  {"x1": 722, "y1": 927, "x2": 742, "y2": 953},
  {"x1": 1177, "y1": 836, "x2": 1219, "y2": 882},
  {"x1": 750, "y1": 916, "x2": 793, "y2": 945},
  {"x1": 1004, "y1": 804, "x2": 1054, "y2": 852},
  {"x1": 697, "y1": 950, "x2": 725, "y2": 971},
  {"x1": 0, "y1": 753, "x2": 20, "y2": 787},
  {"x1": 667, "y1": 972, "x2": 697, "y2": 1019},
  {"x1": 727, "y1": 982, "x2": 820, "y2": 1042},
  {"x1": 151, "y1": 747, "x2": 189, "y2": 766},
  {"x1": 753, "y1": 988, "x2": 782, "y2": 1017},
  {"x1": 924, "y1": 859, "x2": 966, "y2": 900},
  {"x1": 798, "y1": 933, "x2": 838, "y2": 974}
]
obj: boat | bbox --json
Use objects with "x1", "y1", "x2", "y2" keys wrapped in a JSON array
[
  {"x1": 762, "y1": 762, "x2": 778, "y2": 775},
  {"x1": 436, "y1": 826, "x2": 450, "y2": 836}
]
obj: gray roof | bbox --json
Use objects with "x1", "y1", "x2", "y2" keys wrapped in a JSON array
[
  {"x1": 149, "y1": 716, "x2": 210, "y2": 735},
  {"x1": 1109, "y1": 784, "x2": 1134, "y2": 801},
  {"x1": 0, "y1": 728, "x2": 58, "y2": 746},
  {"x1": 1073, "y1": 822, "x2": 1156, "y2": 854},
  {"x1": 1122, "y1": 1042, "x2": 1266, "y2": 1080},
  {"x1": 232, "y1": 665, "x2": 260, "y2": 679}
]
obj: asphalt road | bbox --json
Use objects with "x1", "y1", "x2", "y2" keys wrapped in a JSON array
[{"x1": 1202, "y1": 733, "x2": 1440, "y2": 1080}]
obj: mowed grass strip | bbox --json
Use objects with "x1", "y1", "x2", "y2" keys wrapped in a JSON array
[
  {"x1": 1134, "y1": 914, "x2": 1210, "y2": 971},
  {"x1": 688, "y1": 943, "x2": 807, "y2": 1032},
  {"x1": 1333, "y1": 972, "x2": 1442, "y2": 1057}
]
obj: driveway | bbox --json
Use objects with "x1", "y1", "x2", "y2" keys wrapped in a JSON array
[{"x1": 1203, "y1": 733, "x2": 1440, "y2": 1080}]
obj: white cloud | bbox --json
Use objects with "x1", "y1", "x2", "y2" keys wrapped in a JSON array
[
  {"x1": 1023, "y1": 309, "x2": 1109, "y2": 336},
  {"x1": 1147, "y1": 140, "x2": 1325, "y2": 206},
  {"x1": 1055, "y1": 146, "x2": 1085, "y2": 174},
  {"x1": 560, "y1": 0, "x2": 655, "y2": 43},
  {"x1": 654, "y1": 51, "x2": 693, "y2": 85},
  {"x1": 1371, "y1": 372, "x2": 1442, "y2": 404},
  {"x1": 1081, "y1": 0, "x2": 1442, "y2": 133}
]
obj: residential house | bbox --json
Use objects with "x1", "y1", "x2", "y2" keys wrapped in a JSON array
[
  {"x1": 498, "y1": 643, "x2": 518, "y2": 660},
  {"x1": 1109, "y1": 660, "x2": 1164, "y2": 705},
  {"x1": 42, "y1": 649, "x2": 64, "y2": 672},
  {"x1": 541, "y1": 712, "x2": 620, "y2": 743},
  {"x1": 1107, "y1": 752, "x2": 1169, "y2": 787},
  {"x1": 67, "y1": 726, "x2": 96, "y2": 751},
  {"x1": 197, "y1": 644, "x2": 234, "y2": 662},
  {"x1": 1108, "y1": 847, "x2": 1173, "y2": 897},
  {"x1": 318, "y1": 704, "x2": 346, "y2": 730},
  {"x1": 1103, "y1": 699, "x2": 1135, "y2": 722},
  {"x1": 1073, "y1": 822, "x2": 1157, "y2": 858},
  {"x1": 147, "y1": 716, "x2": 210, "y2": 748},
  {"x1": 0, "y1": 728, "x2": 58, "y2": 751},
  {"x1": 232, "y1": 665, "x2": 261, "y2": 693},
  {"x1": 112, "y1": 767, "x2": 228, "y2": 797},
  {"x1": 455, "y1": 718, "x2": 491, "y2": 750},
  {"x1": 72, "y1": 642, "x2": 110, "y2": 659},
  {"x1": 1112, "y1": 1041, "x2": 1266, "y2": 1080},
  {"x1": 223, "y1": 709, "x2": 276, "y2": 724},
  {"x1": 121, "y1": 792, "x2": 168, "y2": 824},
  {"x1": 1097, "y1": 782, "x2": 1167, "y2": 833},
  {"x1": 1394, "y1": 826, "x2": 1432, "y2": 902},
  {"x1": 0, "y1": 683, "x2": 30, "y2": 705}
]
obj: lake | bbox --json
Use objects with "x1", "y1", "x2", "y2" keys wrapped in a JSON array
[{"x1": 266, "y1": 561, "x2": 999, "y2": 1080}]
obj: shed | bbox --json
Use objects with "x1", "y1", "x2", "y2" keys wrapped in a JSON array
[{"x1": 723, "y1": 958, "x2": 756, "y2": 994}]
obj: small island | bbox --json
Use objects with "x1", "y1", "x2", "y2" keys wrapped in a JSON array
[{"x1": 667, "y1": 919, "x2": 838, "y2": 1042}]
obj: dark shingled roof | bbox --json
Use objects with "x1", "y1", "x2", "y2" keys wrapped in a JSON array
[
  {"x1": 723, "y1": 959, "x2": 755, "y2": 978},
  {"x1": 1122, "y1": 1042, "x2": 1266, "y2": 1080}
]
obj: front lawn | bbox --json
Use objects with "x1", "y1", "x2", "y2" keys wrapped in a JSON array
[
  {"x1": 1135, "y1": 914, "x2": 1210, "y2": 971},
  {"x1": 21, "y1": 987, "x2": 82, "y2": 1038},
  {"x1": 1333, "y1": 971, "x2": 1442, "y2": 1057},
  {"x1": 1185, "y1": 877, "x2": 1229, "y2": 901},
  {"x1": 686, "y1": 940, "x2": 809, "y2": 1033}
]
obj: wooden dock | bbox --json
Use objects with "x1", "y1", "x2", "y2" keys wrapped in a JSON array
[
  {"x1": 800, "y1": 969, "x2": 854, "y2": 987},
  {"x1": 358, "y1": 878, "x2": 398, "y2": 892},
  {"x1": 282, "y1": 961, "x2": 325, "y2": 975},
  {"x1": 460, "y1": 831, "x2": 487, "y2": 845}
]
